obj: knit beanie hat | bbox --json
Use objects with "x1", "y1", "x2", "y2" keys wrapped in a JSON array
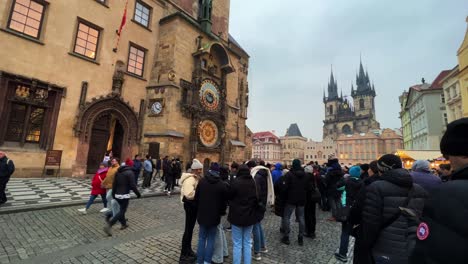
[
  {"x1": 292, "y1": 159, "x2": 301, "y2": 170},
  {"x1": 440, "y1": 117, "x2": 468, "y2": 156},
  {"x1": 247, "y1": 160, "x2": 257, "y2": 168},
  {"x1": 210, "y1": 162, "x2": 220, "y2": 172},
  {"x1": 377, "y1": 154, "x2": 402, "y2": 173},
  {"x1": 349, "y1": 166, "x2": 361, "y2": 178},
  {"x1": 125, "y1": 158, "x2": 134, "y2": 167},
  {"x1": 191, "y1": 159, "x2": 203, "y2": 170},
  {"x1": 360, "y1": 164, "x2": 370, "y2": 172},
  {"x1": 412, "y1": 160, "x2": 430, "y2": 172}
]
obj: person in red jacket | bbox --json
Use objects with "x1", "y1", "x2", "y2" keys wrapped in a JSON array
[{"x1": 78, "y1": 162, "x2": 109, "y2": 214}]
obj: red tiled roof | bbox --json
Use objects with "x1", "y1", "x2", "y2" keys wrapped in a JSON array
[
  {"x1": 429, "y1": 70, "x2": 451, "y2": 89},
  {"x1": 253, "y1": 131, "x2": 279, "y2": 140}
]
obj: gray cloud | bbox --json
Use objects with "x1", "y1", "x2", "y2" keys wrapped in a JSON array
[{"x1": 229, "y1": 0, "x2": 467, "y2": 140}]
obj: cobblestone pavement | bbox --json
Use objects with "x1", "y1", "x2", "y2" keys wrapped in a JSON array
[
  {"x1": 0, "y1": 177, "x2": 176, "y2": 213},
  {"x1": 0, "y1": 195, "x2": 353, "y2": 264}
]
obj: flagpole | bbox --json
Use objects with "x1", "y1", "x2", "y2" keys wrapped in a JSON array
[{"x1": 113, "y1": 0, "x2": 128, "y2": 52}]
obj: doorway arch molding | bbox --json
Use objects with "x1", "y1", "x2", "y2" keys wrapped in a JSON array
[{"x1": 74, "y1": 93, "x2": 139, "y2": 144}]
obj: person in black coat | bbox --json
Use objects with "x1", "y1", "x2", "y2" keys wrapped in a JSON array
[
  {"x1": 281, "y1": 159, "x2": 313, "y2": 246},
  {"x1": 228, "y1": 165, "x2": 258, "y2": 264},
  {"x1": 194, "y1": 168, "x2": 228, "y2": 264},
  {"x1": 410, "y1": 118, "x2": 468, "y2": 264},
  {"x1": 0, "y1": 151, "x2": 15, "y2": 205},
  {"x1": 304, "y1": 165, "x2": 319, "y2": 238},
  {"x1": 103, "y1": 165, "x2": 141, "y2": 236},
  {"x1": 325, "y1": 158, "x2": 344, "y2": 220},
  {"x1": 362, "y1": 154, "x2": 427, "y2": 264}
]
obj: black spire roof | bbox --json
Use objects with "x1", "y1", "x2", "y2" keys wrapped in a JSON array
[
  {"x1": 327, "y1": 68, "x2": 339, "y2": 99},
  {"x1": 353, "y1": 59, "x2": 376, "y2": 97},
  {"x1": 285, "y1": 123, "x2": 303, "y2": 137}
]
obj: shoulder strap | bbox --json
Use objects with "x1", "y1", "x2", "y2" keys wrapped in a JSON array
[{"x1": 380, "y1": 187, "x2": 414, "y2": 230}]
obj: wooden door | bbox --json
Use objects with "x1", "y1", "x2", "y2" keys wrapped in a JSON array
[{"x1": 86, "y1": 115, "x2": 110, "y2": 174}]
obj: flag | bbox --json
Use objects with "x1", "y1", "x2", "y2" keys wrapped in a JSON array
[{"x1": 117, "y1": 1, "x2": 128, "y2": 36}]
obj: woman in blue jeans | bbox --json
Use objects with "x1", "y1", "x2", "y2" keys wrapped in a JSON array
[{"x1": 228, "y1": 165, "x2": 260, "y2": 264}]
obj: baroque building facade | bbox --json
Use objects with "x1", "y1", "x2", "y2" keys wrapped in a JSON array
[
  {"x1": 0, "y1": 0, "x2": 251, "y2": 177},
  {"x1": 280, "y1": 123, "x2": 306, "y2": 165},
  {"x1": 323, "y1": 61, "x2": 380, "y2": 140},
  {"x1": 304, "y1": 137, "x2": 336, "y2": 165},
  {"x1": 252, "y1": 131, "x2": 282, "y2": 164}
]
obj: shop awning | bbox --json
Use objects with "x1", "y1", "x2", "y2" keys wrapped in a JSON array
[{"x1": 395, "y1": 149, "x2": 443, "y2": 161}]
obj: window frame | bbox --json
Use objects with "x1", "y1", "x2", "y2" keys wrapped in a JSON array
[
  {"x1": 133, "y1": 0, "x2": 152, "y2": 29},
  {"x1": 7, "y1": 0, "x2": 48, "y2": 40},
  {"x1": 72, "y1": 17, "x2": 103, "y2": 61},
  {"x1": 126, "y1": 42, "x2": 147, "y2": 78}
]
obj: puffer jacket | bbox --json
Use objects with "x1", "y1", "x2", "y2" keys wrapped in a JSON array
[
  {"x1": 284, "y1": 168, "x2": 313, "y2": 206},
  {"x1": 195, "y1": 171, "x2": 228, "y2": 227},
  {"x1": 325, "y1": 169, "x2": 344, "y2": 198},
  {"x1": 362, "y1": 168, "x2": 427, "y2": 264},
  {"x1": 410, "y1": 166, "x2": 468, "y2": 264},
  {"x1": 337, "y1": 176, "x2": 363, "y2": 206},
  {"x1": 228, "y1": 168, "x2": 258, "y2": 227}
]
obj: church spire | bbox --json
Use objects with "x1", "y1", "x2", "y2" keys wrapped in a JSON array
[
  {"x1": 327, "y1": 66, "x2": 338, "y2": 99},
  {"x1": 355, "y1": 57, "x2": 372, "y2": 93}
]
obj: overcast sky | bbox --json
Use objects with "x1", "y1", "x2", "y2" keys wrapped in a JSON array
[{"x1": 229, "y1": 0, "x2": 467, "y2": 141}]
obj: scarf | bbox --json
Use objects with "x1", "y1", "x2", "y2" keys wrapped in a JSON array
[{"x1": 250, "y1": 165, "x2": 275, "y2": 206}]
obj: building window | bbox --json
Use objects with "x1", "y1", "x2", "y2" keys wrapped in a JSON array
[
  {"x1": 329, "y1": 105, "x2": 333, "y2": 115},
  {"x1": 443, "y1": 113, "x2": 448, "y2": 125},
  {"x1": 8, "y1": 0, "x2": 46, "y2": 39},
  {"x1": 359, "y1": 98, "x2": 365, "y2": 109},
  {"x1": 134, "y1": 0, "x2": 151, "y2": 28},
  {"x1": 0, "y1": 71, "x2": 64, "y2": 149},
  {"x1": 441, "y1": 93, "x2": 445, "y2": 104},
  {"x1": 127, "y1": 44, "x2": 146, "y2": 77},
  {"x1": 74, "y1": 20, "x2": 101, "y2": 60}
]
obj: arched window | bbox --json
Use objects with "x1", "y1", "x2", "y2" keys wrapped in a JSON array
[
  {"x1": 329, "y1": 105, "x2": 333, "y2": 114},
  {"x1": 359, "y1": 99, "x2": 365, "y2": 109},
  {"x1": 342, "y1": 124, "x2": 352, "y2": 135}
]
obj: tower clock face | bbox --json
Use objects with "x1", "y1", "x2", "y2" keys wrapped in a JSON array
[
  {"x1": 199, "y1": 120, "x2": 219, "y2": 147},
  {"x1": 199, "y1": 79, "x2": 220, "y2": 112},
  {"x1": 151, "y1": 101, "x2": 163, "y2": 114}
]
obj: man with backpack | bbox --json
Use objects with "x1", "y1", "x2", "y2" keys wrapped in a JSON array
[
  {"x1": 362, "y1": 154, "x2": 427, "y2": 264},
  {"x1": 0, "y1": 151, "x2": 15, "y2": 205},
  {"x1": 410, "y1": 118, "x2": 468, "y2": 264}
]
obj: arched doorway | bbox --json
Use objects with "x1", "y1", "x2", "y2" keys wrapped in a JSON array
[
  {"x1": 85, "y1": 113, "x2": 125, "y2": 174},
  {"x1": 73, "y1": 94, "x2": 139, "y2": 176}
]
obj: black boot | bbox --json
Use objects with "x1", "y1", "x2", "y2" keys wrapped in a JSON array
[
  {"x1": 281, "y1": 236, "x2": 290, "y2": 245},
  {"x1": 298, "y1": 236, "x2": 304, "y2": 246}
]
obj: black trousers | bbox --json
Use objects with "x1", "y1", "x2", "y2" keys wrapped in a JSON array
[
  {"x1": 181, "y1": 202, "x2": 198, "y2": 256},
  {"x1": 110, "y1": 198, "x2": 129, "y2": 226},
  {"x1": 142, "y1": 171, "x2": 152, "y2": 188},
  {"x1": 165, "y1": 175, "x2": 174, "y2": 191},
  {"x1": 305, "y1": 201, "x2": 316, "y2": 235},
  {"x1": 0, "y1": 176, "x2": 10, "y2": 203}
]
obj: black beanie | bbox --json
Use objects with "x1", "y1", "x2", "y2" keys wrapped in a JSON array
[
  {"x1": 377, "y1": 154, "x2": 402, "y2": 172},
  {"x1": 360, "y1": 164, "x2": 370, "y2": 172},
  {"x1": 247, "y1": 160, "x2": 257, "y2": 168},
  {"x1": 440, "y1": 118, "x2": 468, "y2": 156}
]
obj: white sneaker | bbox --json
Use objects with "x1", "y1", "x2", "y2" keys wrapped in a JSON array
[
  {"x1": 78, "y1": 208, "x2": 87, "y2": 214},
  {"x1": 167, "y1": 191, "x2": 171, "y2": 196},
  {"x1": 100, "y1": 208, "x2": 110, "y2": 213}
]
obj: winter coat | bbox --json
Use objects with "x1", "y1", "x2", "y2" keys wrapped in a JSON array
[
  {"x1": 362, "y1": 168, "x2": 427, "y2": 264},
  {"x1": 132, "y1": 159, "x2": 142, "y2": 176},
  {"x1": 156, "y1": 159, "x2": 162, "y2": 170},
  {"x1": 325, "y1": 169, "x2": 344, "y2": 198},
  {"x1": 274, "y1": 175, "x2": 287, "y2": 217},
  {"x1": 112, "y1": 166, "x2": 141, "y2": 199},
  {"x1": 91, "y1": 168, "x2": 108, "y2": 195},
  {"x1": 172, "y1": 161, "x2": 182, "y2": 179},
  {"x1": 101, "y1": 164, "x2": 119, "y2": 189},
  {"x1": 0, "y1": 156, "x2": 15, "y2": 178},
  {"x1": 410, "y1": 166, "x2": 468, "y2": 264},
  {"x1": 180, "y1": 173, "x2": 200, "y2": 203},
  {"x1": 162, "y1": 159, "x2": 170, "y2": 174},
  {"x1": 271, "y1": 163, "x2": 282, "y2": 184},
  {"x1": 195, "y1": 171, "x2": 228, "y2": 227},
  {"x1": 228, "y1": 169, "x2": 259, "y2": 227},
  {"x1": 410, "y1": 170, "x2": 442, "y2": 194},
  {"x1": 284, "y1": 168, "x2": 313, "y2": 206},
  {"x1": 337, "y1": 176, "x2": 363, "y2": 206}
]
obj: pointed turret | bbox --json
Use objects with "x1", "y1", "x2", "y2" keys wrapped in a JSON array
[
  {"x1": 327, "y1": 67, "x2": 338, "y2": 99},
  {"x1": 355, "y1": 58, "x2": 374, "y2": 95}
]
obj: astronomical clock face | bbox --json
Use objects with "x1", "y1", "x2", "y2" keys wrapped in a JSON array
[
  {"x1": 199, "y1": 79, "x2": 220, "y2": 112},
  {"x1": 199, "y1": 120, "x2": 219, "y2": 148}
]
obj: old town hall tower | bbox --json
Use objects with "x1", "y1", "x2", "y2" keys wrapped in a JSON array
[{"x1": 323, "y1": 60, "x2": 380, "y2": 140}]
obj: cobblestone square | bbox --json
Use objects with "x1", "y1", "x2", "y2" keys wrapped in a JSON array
[{"x1": 0, "y1": 195, "x2": 351, "y2": 264}]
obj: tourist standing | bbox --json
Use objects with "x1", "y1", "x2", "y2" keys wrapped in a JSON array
[
  {"x1": 155, "y1": 156, "x2": 162, "y2": 180},
  {"x1": 78, "y1": 162, "x2": 108, "y2": 214},
  {"x1": 0, "y1": 151, "x2": 15, "y2": 205},
  {"x1": 228, "y1": 165, "x2": 258, "y2": 264},
  {"x1": 212, "y1": 165, "x2": 230, "y2": 264},
  {"x1": 179, "y1": 159, "x2": 204, "y2": 263},
  {"x1": 142, "y1": 155, "x2": 153, "y2": 188},
  {"x1": 162, "y1": 156, "x2": 170, "y2": 182},
  {"x1": 411, "y1": 118, "x2": 468, "y2": 264},
  {"x1": 195, "y1": 165, "x2": 228, "y2": 264},
  {"x1": 164, "y1": 158, "x2": 175, "y2": 195},
  {"x1": 103, "y1": 163, "x2": 141, "y2": 236},
  {"x1": 271, "y1": 163, "x2": 283, "y2": 184},
  {"x1": 325, "y1": 158, "x2": 344, "y2": 220},
  {"x1": 101, "y1": 158, "x2": 120, "y2": 216},
  {"x1": 304, "y1": 165, "x2": 319, "y2": 238},
  {"x1": 410, "y1": 160, "x2": 442, "y2": 193},
  {"x1": 132, "y1": 155, "x2": 142, "y2": 185}
]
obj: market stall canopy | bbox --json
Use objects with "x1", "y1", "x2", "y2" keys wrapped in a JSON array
[{"x1": 395, "y1": 149, "x2": 443, "y2": 161}]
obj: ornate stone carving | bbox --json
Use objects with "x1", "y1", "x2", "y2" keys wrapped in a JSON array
[{"x1": 112, "y1": 61, "x2": 126, "y2": 95}]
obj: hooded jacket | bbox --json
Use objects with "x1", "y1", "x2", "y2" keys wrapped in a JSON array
[
  {"x1": 410, "y1": 170, "x2": 441, "y2": 194},
  {"x1": 112, "y1": 166, "x2": 141, "y2": 199},
  {"x1": 195, "y1": 171, "x2": 228, "y2": 227},
  {"x1": 362, "y1": 168, "x2": 427, "y2": 264},
  {"x1": 91, "y1": 168, "x2": 108, "y2": 195},
  {"x1": 284, "y1": 168, "x2": 313, "y2": 206},
  {"x1": 180, "y1": 172, "x2": 200, "y2": 203},
  {"x1": 228, "y1": 167, "x2": 259, "y2": 227},
  {"x1": 0, "y1": 156, "x2": 14, "y2": 178},
  {"x1": 271, "y1": 163, "x2": 282, "y2": 184},
  {"x1": 410, "y1": 166, "x2": 468, "y2": 264}
]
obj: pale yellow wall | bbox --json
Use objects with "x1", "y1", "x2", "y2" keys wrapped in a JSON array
[{"x1": 457, "y1": 19, "x2": 468, "y2": 117}]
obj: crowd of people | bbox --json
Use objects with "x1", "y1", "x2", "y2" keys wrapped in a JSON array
[{"x1": 0, "y1": 118, "x2": 466, "y2": 264}]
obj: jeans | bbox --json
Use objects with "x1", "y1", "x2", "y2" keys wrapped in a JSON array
[
  {"x1": 105, "y1": 189, "x2": 120, "y2": 217},
  {"x1": 282, "y1": 204, "x2": 305, "y2": 238},
  {"x1": 181, "y1": 202, "x2": 198, "y2": 256},
  {"x1": 305, "y1": 201, "x2": 316, "y2": 235},
  {"x1": 109, "y1": 198, "x2": 129, "y2": 226},
  {"x1": 232, "y1": 224, "x2": 253, "y2": 264},
  {"x1": 196, "y1": 225, "x2": 217, "y2": 264},
  {"x1": 339, "y1": 222, "x2": 352, "y2": 256},
  {"x1": 253, "y1": 222, "x2": 266, "y2": 253},
  {"x1": 0, "y1": 176, "x2": 10, "y2": 203},
  {"x1": 84, "y1": 194, "x2": 107, "y2": 209},
  {"x1": 212, "y1": 222, "x2": 229, "y2": 263}
]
